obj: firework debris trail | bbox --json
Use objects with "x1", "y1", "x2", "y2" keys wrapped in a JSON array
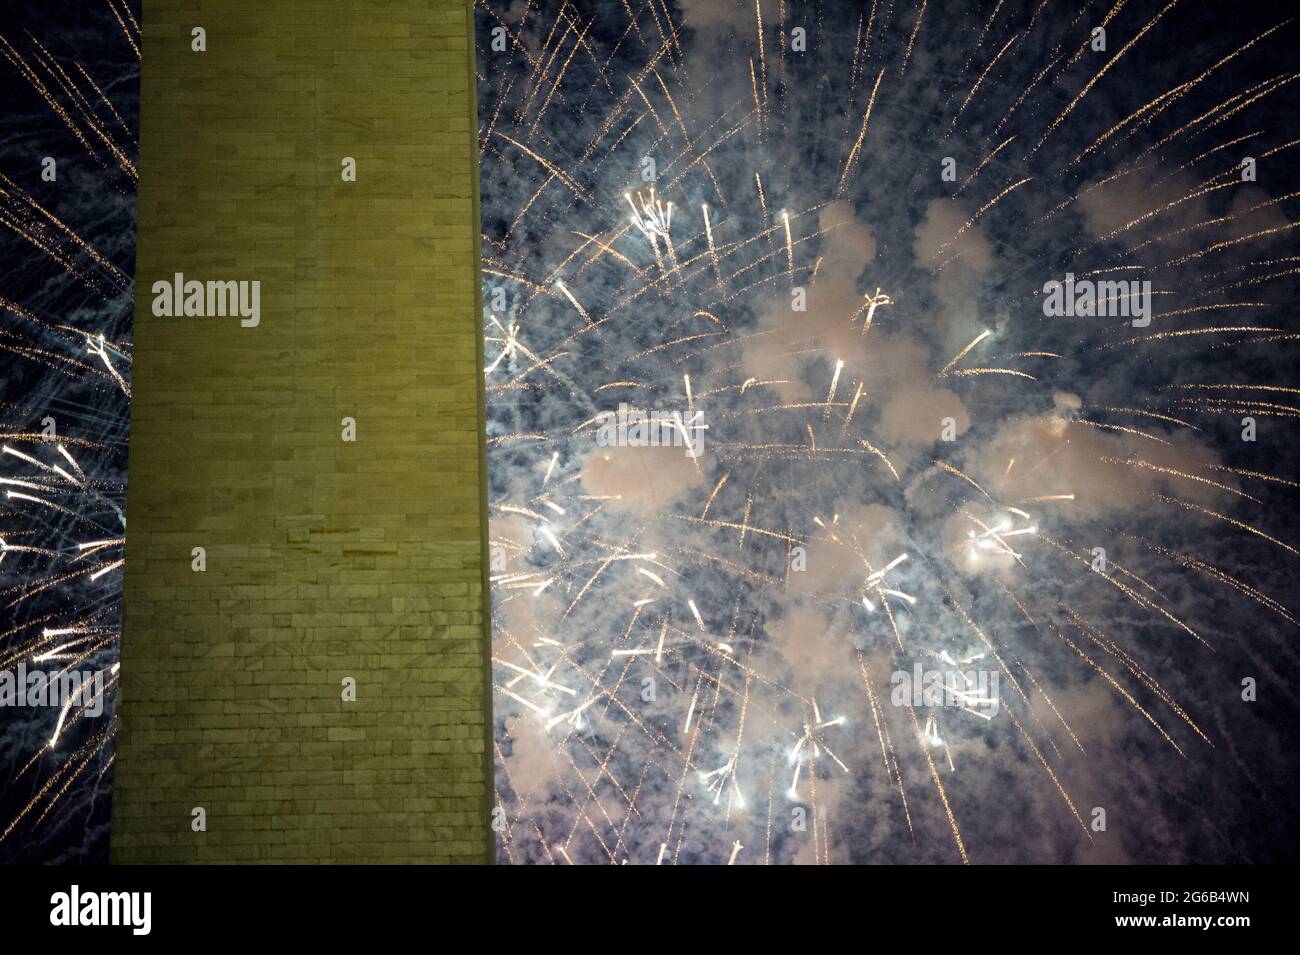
[
  {"x1": 0, "y1": 0, "x2": 138, "y2": 860},
  {"x1": 478, "y1": 0, "x2": 1300, "y2": 864}
]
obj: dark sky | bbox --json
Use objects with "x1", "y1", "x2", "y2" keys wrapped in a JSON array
[
  {"x1": 0, "y1": 0, "x2": 137, "y2": 864},
  {"x1": 479, "y1": 0, "x2": 1300, "y2": 864}
]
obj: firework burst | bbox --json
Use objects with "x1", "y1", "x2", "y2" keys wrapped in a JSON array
[
  {"x1": 478, "y1": 0, "x2": 1300, "y2": 864},
  {"x1": 0, "y1": 0, "x2": 137, "y2": 863}
]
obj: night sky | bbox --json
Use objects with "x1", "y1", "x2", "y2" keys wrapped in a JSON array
[
  {"x1": 3, "y1": 0, "x2": 1299, "y2": 864},
  {"x1": 0, "y1": 0, "x2": 137, "y2": 864},
  {"x1": 479, "y1": 0, "x2": 1300, "y2": 864}
]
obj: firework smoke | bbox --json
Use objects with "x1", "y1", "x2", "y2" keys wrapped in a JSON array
[{"x1": 478, "y1": 0, "x2": 1300, "y2": 864}]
